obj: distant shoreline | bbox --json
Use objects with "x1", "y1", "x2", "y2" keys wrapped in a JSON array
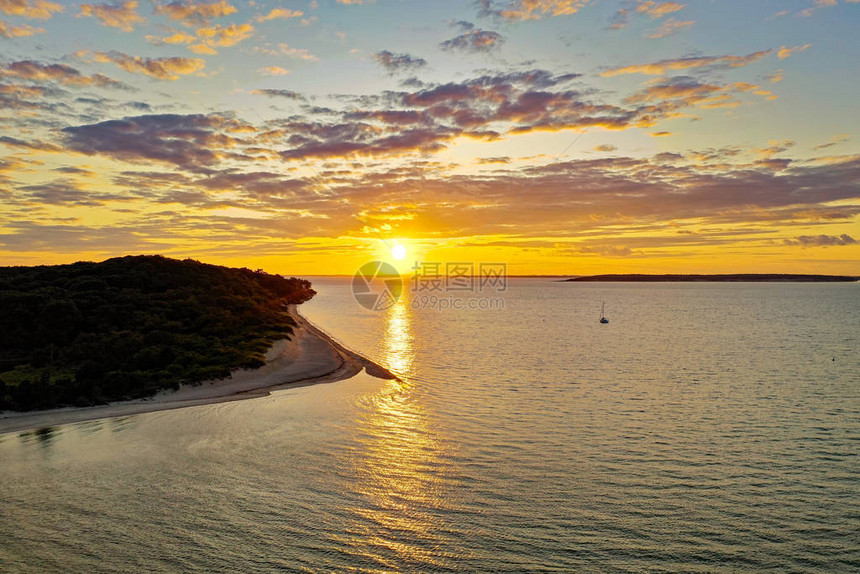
[
  {"x1": 0, "y1": 306, "x2": 395, "y2": 436},
  {"x1": 563, "y1": 274, "x2": 859, "y2": 282}
]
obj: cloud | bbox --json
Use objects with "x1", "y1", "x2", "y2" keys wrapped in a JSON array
[
  {"x1": 645, "y1": 17, "x2": 694, "y2": 38},
  {"x1": 194, "y1": 22, "x2": 254, "y2": 52},
  {"x1": 440, "y1": 22, "x2": 504, "y2": 53},
  {"x1": 79, "y1": 1, "x2": 145, "y2": 32},
  {"x1": 777, "y1": 43, "x2": 811, "y2": 60},
  {"x1": 146, "y1": 28, "x2": 196, "y2": 45},
  {"x1": 477, "y1": 0, "x2": 593, "y2": 21},
  {"x1": 0, "y1": 0, "x2": 63, "y2": 20},
  {"x1": 799, "y1": 0, "x2": 837, "y2": 18},
  {"x1": 154, "y1": 0, "x2": 236, "y2": 26},
  {"x1": 257, "y1": 8, "x2": 302, "y2": 21},
  {"x1": 765, "y1": 69, "x2": 784, "y2": 83},
  {"x1": 54, "y1": 166, "x2": 95, "y2": 176},
  {"x1": 0, "y1": 59, "x2": 127, "y2": 88},
  {"x1": 594, "y1": 144, "x2": 617, "y2": 152},
  {"x1": 258, "y1": 66, "x2": 289, "y2": 76},
  {"x1": 0, "y1": 135, "x2": 62, "y2": 152},
  {"x1": 258, "y1": 70, "x2": 640, "y2": 162},
  {"x1": 61, "y1": 113, "x2": 254, "y2": 171},
  {"x1": 622, "y1": 76, "x2": 773, "y2": 112},
  {"x1": 784, "y1": 234, "x2": 856, "y2": 246},
  {"x1": 0, "y1": 19, "x2": 43, "y2": 37},
  {"x1": 608, "y1": 8, "x2": 629, "y2": 29},
  {"x1": 16, "y1": 178, "x2": 124, "y2": 206},
  {"x1": 252, "y1": 43, "x2": 317, "y2": 60},
  {"x1": 276, "y1": 44, "x2": 316, "y2": 60},
  {"x1": 89, "y1": 50, "x2": 206, "y2": 79},
  {"x1": 813, "y1": 134, "x2": 850, "y2": 150},
  {"x1": 250, "y1": 89, "x2": 306, "y2": 100},
  {"x1": 601, "y1": 49, "x2": 772, "y2": 76},
  {"x1": 636, "y1": 1, "x2": 686, "y2": 18},
  {"x1": 372, "y1": 50, "x2": 427, "y2": 74}
]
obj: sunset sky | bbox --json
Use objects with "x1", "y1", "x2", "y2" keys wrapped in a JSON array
[{"x1": 1, "y1": 0, "x2": 858, "y2": 275}]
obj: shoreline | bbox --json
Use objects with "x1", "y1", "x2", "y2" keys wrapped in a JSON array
[{"x1": 0, "y1": 305, "x2": 395, "y2": 436}]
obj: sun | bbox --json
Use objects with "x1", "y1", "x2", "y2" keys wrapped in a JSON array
[{"x1": 391, "y1": 243, "x2": 407, "y2": 260}]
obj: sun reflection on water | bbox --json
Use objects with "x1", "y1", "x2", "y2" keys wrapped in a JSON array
[
  {"x1": 335, "y1": 296, "x2": 459, "y2": 570},
  {"x1": 381, "y1": 295, "x2": 414, "y2": 379}
]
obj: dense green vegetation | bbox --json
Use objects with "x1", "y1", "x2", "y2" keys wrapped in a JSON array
[{"x1": 0, "y1": 255, "x2": 315, "y2": 411}]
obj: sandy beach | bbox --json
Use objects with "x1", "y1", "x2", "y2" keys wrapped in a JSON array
[{"x1": 0, "y1": 306, "x2": 394, "y2": 436}]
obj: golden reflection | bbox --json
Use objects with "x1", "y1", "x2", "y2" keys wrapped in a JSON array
[
  {"x1": 381, "y1": 295, "x2": 414, "y2": 378},
  {"x1": 336, "y1": 295, "x2": 457, "y2": 569}
]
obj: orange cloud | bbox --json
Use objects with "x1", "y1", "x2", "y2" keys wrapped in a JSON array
[
  {"x1": 258, "y1": 66, "x2": 289, "y2": 76},
  {"x1": 0, "y1": 19, "x2": 43, "y2": 37},
  {"x1": 601, "y1": 50, "x2": 772, "y2": 76},
  {"x1": 154, "y1": 0, "x2": 236, "y2": 26},
  {"x1": 90, "y1": 50, "x2": 205, "y2": 80},
  {"x1": 777, "y1": 43, "x2": 811, "y2": 60},
  {"x1": 489, "y1": 0, "x2": 594, "y2": 21},
  {"x1": 799, "y1": 0, "x2": 837, "y2": 18},
  {"x1": 79, "y1": 1, "x2": 145, "y2": 32},
  {"x1": 0, "y1": 59, "x2": 126, "y2": 88},
  {"x1": 0, "y1": 0, "x2": 63, "y2": 20},
  {"x1": 645, "y1": 17, "x2": 694, "y2": 38},
  {"x1": 146, "y1": 28, "x2": 196, "y2": 45},
  {"x1": 636, "y1": 1, "x2": 686, "y2": 18},
  {"x1": 257, "y1": 8, "x2": 303, "y2": 21},
  {"x1": 148, "y1": 21, "x2": 254, "y2": 53},
  {"x1": 196, "y1": 22, "x2": 254, "y2": 47}
]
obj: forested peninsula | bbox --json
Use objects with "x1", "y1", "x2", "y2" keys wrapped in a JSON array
[{"x1": 0, "y1": 256, "x2": 315, "y2": 411}]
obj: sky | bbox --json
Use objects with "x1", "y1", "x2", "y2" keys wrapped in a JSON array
[{"x1": 0, "y1": 0, "x2": 858, "y2": 276}]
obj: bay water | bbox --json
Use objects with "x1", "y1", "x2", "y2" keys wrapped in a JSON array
[{"x1": 2, "y1": 280, "x2": 858, "y2": 572}]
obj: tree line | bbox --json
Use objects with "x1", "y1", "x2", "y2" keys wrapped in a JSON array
[{"x1": 0, "y1": 255, "x2": 316, "y2": 411}]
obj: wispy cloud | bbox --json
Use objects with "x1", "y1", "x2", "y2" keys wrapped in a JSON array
[
  {"x1": 777, "y1": 43, "x2": 811, "y2": 60},
  {"x1": 256, "y1": 8, "x2": 303, "y2": 22},
  {"x1": 440, "y1": 21, "x2": 504, "y2": 54},
  {"x1": 249, "y1": 89, "x2": 306, "y2": 100},
  {"x1": 372, "y1": 50, "x2": 427, "y2": 74},
  {"x1": 0, "y1": 59, "x2": 127, "y2": 88},
  {"x1": 784, "y1": 234, "x2": 856, "y2": 246},
  {"x1": 645, "y1": 17, "x2": 695, "y2": 38},
  {"x1": 87, "y1": 50, "x2": 206, "y2": 80},
  {"x1": 477, "y1": 0, "x2": 593, "y2": 21},
  {"x1": 636, "y1": 1, "x2": 686, "y2": 18},
  {"x1": 258, "y1": 66, "x2": 289, "y2": 76},
  {"x1": 153, "y1": 0, "x2": 236, "y2": 26},
  {"x1": 0, "y1": 0, "x2": 63, "y2": 20},
  {"x1": 0, "y1": 19, "x2": 43, "y2": 37},
  {"x1": 799, "y1": 0, "x2": 837, "y2": 18},
  {"x1": 601, "y1": 50, "x2": 772, "y2": 76},
  {"x1": 79, "y1": 1, "x2": 145, "y2": 32}
]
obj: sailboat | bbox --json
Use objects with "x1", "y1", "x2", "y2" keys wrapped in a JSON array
[{"x1": 599, "y1": 302, "x2": 609, "y2": 324}]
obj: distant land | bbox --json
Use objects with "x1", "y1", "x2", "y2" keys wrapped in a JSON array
[{"x1": 565, "y1": 274, "x2": 859, "y2": 282}]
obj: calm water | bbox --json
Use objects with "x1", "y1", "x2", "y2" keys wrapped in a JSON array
[{"x1": 2, "y1": 280, "x2": 859, "y2": 572}]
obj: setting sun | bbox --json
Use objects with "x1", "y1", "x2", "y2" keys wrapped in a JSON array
[{"x1": 391, "y1": 244, "x2": 407, "y2": 261}]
